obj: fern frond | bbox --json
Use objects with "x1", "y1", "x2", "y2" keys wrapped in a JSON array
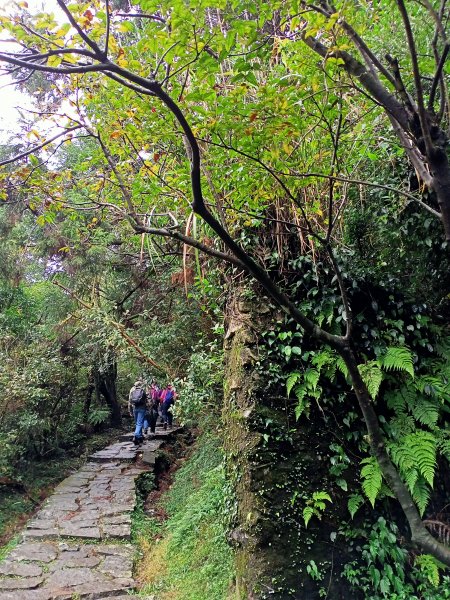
[
  {"x1": 358, "y1": 361, "x2": 383, "y2": 400},
  {"x1": 311, "y1": 349, "x2": 333, "y2": 372},
  {"x1": 348, "y1": 494, "x2": 364, "y2": 519},
  {"x1": 389, "y1": 414, "x2": 416, "y2": 438},
  {"x1": 405, "y1": 431, "x2": 437, "y2": 486},
  {"x1": 390, "y1": 442, "x2": 415, "y2": 472},
  {"x1": 414, "y1": 554, "x2": 441, "y2": 587},
  {"x1": 294, "y1": 385, "x2": 310, "y2": 420},
  {"x1": 437, "y1": 438, "x2": 450, "y2": 462},
  {"x1": 412, "y1": 398, "x2": 440, "y2": 428},
  {"x1": 379, "y1": 346, "x2": 414, "y2": 378},
  {"x1": 412, "y1": 475, "x2": 431, "y2": 516},
  {"x1": 360, "y1": 457, "x2": 382, "y2": 507},
  {"x1": 403, "y1": 468, "x2": 418, "y2": 494},
  {"x1": 303, "y1": 506, "x2": 314, "y2": 528},
  {"x1": 336, "y1": 357, "x2": 348, "y2": 378},
  {"x1": 386, "y1": 390, "x2": 407, "y2": 415},
  {"x1": 379, "y1": 482, "x2": 395, "y2": 498},
  {"x1": 286, "y1": 372, "x2": 301, "y2": 397},
  {"x1": 435, "y1": 336, "x2": 450, "y2": 360},
  {"x1": 312, "y1": 491, "x2": 332, "y2": 503},
  {"x1": 304, "y1": 368, "x2": 320, "y2": 391},
  {"x1": 416, "y1": 375, "x2": 445, "y2": 398}
]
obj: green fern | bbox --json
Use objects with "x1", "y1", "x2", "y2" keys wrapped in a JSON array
[
  {"x1": 336, "y1": 356, "x2": 348, "y2": 378},
  {"x1": 403, "y1": 467, "x2": 419, "y2": 494},
  {"x1": 386, "y1": 390, "x2": 407, "y2": 414},
  {"x1": 416, "y1": 374, "x2": 446, "y2": 398},
  {"x1": 286, "y1": 371, "x2": 301, "y2": 397},
  {"x1": 411, "y1": 399, "x2": 440, "y2": 428},
  {"x1": 412, "y1": 475, "x2": 431, "y2": 516},
  {"x1": 435, "y1": 336, "x2": 450, "y2": 360},
  {"x1": 347, "y1": 494, "x2": 364, "y2": 519},
  {"x1": 312, "y1": 491, "x2": 332, "y2": 505},
  {"x1": 358, "y1": 361, "x2": 383, "y2": 400},
  {"x1": 379, "y1": 346, "x2": 414, "y2": 378},
  {"x1": 304, "y1": 368, "x2": 320, "y2": 390},
  {"x1": 391, "y1": 431, "x2": 437, "y2": 486},
  {"x1": 360, "y1": 457, "x2": 382, "y2": 507},
  {"x1": 437, "y1": 437, "x2": 450, "y2": 461},
  {"x1": 390, "y1": 442, "x2": 414, "y2": 472},
  {"x1": 294, "y1": 385, "x2": 311, "y2": 420},
  {"x1": 302, "y1": 491, "x2": 332, "y2": 527},
  {"x1": 415, "y1": 554, "x2": 441, "y2": 587},
  {"x1": 390, "y1": 414, "x2": 417, "y2": 439},
  {"x1": 405, "y1": 431, "x2": 437, "y2": 487},
  {"x1": 302, "y1": 506, "x2": 315, "y2": 528},
  {"x1": 311, "y1": 349, "x2": 334, "y2": 371}
]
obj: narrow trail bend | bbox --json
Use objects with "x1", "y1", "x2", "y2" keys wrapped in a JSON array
[{"x1": 0, "y1": 426, "x2": 182, "y2": 600}]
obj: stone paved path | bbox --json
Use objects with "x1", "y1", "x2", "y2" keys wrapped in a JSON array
[{"x1": 0, "y1": 426, "x2": 181, "y2": 599}]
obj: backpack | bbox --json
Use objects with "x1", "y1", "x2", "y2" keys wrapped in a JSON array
[
  {"x1": 165, "y1": 389, "x2": 174, "y2": 402},
  {"x1": 130, "y1": 387, "x2": 146, "y2": 406}
]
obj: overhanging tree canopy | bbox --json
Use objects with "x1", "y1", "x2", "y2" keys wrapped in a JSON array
[{"x1": 1, "y1": 0, "x2": 450, "y2": 565}]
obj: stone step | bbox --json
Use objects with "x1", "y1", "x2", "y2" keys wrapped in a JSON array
[
  {"x1": 0, "y1": 424, "x2": 182, "y2": 600},
  {"x1": 89, "y1": 442, "x2": 137, "y2": 464},
  {"x1": 118, "y1": 425, "x2": 181, "y2": 443},
  {"x1": 0, "y1": 541, "x2": 135, "y2": 599}
]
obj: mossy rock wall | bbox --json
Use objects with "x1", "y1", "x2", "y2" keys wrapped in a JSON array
[{"x1": 222, "y1": 288, "x2": 361, "y2": 600}]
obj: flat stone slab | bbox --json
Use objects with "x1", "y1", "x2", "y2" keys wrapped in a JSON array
[
  {"x1": 119, "y1": 425, "x2": 182, "y2": 444},
  {"x1": 0, "y1": 542, "x2": 134, "y2": 599},
  {"x1": 89, "y1": 441, "x2": 137, "y2": 463},
  {"x1": 19, "y1": 458, "x2": 147, "y2": 542},
  {"x1": 0, "y1": 427, "x2": 181, "y2": 600}
]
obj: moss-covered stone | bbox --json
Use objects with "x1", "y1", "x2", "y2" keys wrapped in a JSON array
[{"x1": 222, "y1": 286, "x2": 363, "y2": 599}]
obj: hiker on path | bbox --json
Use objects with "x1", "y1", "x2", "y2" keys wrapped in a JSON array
[
  {"x1": 160, "y1": 384, "x2": 176, "y2": 430},
  {"x1": 128, "y1": 379, "x2": 147, "y2": 445},
  {"x1": 145, "y1": 380, "x2": 161, "y2": 435}
]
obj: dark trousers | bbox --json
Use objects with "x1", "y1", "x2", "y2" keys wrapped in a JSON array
[
  {"x1": 145, "y1": 409, "x2": 158, "y2": 433},
  {"x1": 161, "y1": 403, "x2": 173, "y2": 427}
]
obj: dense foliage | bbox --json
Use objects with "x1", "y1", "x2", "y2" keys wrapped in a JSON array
[{"x1": 0, "y1": 0, "x2": 450, "y2": 597}]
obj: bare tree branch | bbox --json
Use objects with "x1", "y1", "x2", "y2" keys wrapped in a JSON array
[{"x1": 0, "y1": 126, "x2": 82, "y2": 167}]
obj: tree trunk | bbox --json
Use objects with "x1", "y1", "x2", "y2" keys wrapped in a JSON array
[
  {"x1": 430, "y1": 150, "x2": 450, "y2": 241},
  {"x1": 97, "y1": 361, "x2": 122, "y2": 427}
]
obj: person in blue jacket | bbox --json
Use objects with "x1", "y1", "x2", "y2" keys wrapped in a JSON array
[{"x1": 160, "y1": 384, "x2": 175, "y2": 430}]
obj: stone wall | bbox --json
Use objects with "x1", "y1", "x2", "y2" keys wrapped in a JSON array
[{"x1": 222, "y1": 286, "x2": 362, "y2": 599}]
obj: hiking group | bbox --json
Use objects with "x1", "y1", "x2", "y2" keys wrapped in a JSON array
[{"x1": 128, "y1": 380, "x2": 176, "y2": 445}]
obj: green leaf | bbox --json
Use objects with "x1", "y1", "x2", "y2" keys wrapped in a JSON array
[
  {"x1": 336, "y1": 478, "x2": 348, "y2": 491},
  {"x1": 303, "y1": 506, "x2": 314, "y2": 528},
  {"x1": 412, "y1": 476, "x2": 431, "y2": 516},
  {"x1": 286, "y1": 371, "x2": 300, "y2": 397},
  {"x1": 347, "y1": 494, "x2": 364, "y2": 518},
  {"x1": 358, "y1": 361, "x2": 383, "y2": 400},
  {"x1": 312, "y1": 491, "x2": 332, "y2": 503},
  {"x1": 405, "y1": 431, "x2": 437, "y2": 486},
  {"x1": 379, "y1": 346, "x2": 414, "y2": 378},
  {"x1": 360, "y1": 457, "x2": 382, "y2": 507},
  {"x1": 415, "y1": 554, "x2": 441, "y2": 587}
]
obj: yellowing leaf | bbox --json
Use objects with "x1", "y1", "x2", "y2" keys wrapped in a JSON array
[{"x1": 47, "y1": 54, "x2": 62, "y2": 67}]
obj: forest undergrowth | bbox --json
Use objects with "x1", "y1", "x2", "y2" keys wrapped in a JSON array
[{"x1": 132, "y1": 426, "x2": 236, "y2": 600}]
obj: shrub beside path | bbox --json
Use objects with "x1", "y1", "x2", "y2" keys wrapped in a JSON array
[{"x1": 0, "y1": 427, "x2": 181, "y2": 600}]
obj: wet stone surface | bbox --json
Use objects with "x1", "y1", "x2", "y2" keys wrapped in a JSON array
[{"x1": 0, "y1": 431, "x2": 173, "y2": 600}]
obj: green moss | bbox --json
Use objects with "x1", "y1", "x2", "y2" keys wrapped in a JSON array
[{"x1": 139, "y1": 431, "x2": 236, "y2": 600}]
